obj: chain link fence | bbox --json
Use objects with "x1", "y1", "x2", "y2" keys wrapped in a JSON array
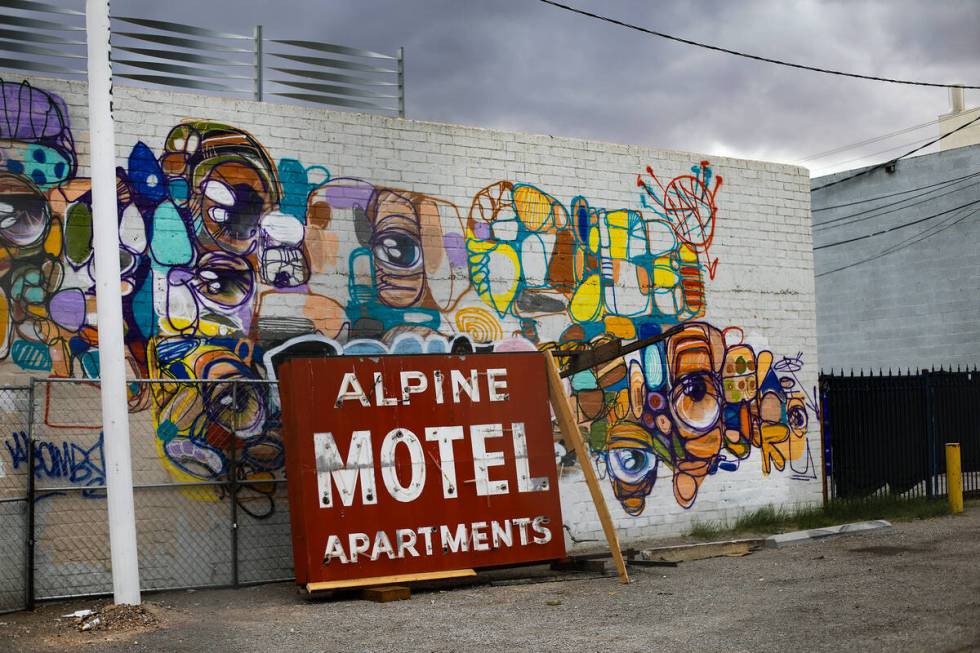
[{"x1": 0, "y1": 377, "x2": 293, "y2": 613}]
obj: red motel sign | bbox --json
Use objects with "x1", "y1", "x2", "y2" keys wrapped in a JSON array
[{"x1": 277, "y1": 352, "x2": 566, "y2": 585}]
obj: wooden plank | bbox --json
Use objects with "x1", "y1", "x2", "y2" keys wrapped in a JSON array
[
  {"x1": 306, "y1": 568, "x2": 476, "y2": 593},
  {"x1": 640, "y1": 539, "x2": 764, "y2": 563},
  {"x1": 544, "y1": 350, "x2": 630, "y2": 585},
  {"x1": 360, "y1": 585, "x2": 411, "y2": 602}
]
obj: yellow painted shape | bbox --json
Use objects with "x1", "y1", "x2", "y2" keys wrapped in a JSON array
[
  {"x1": 513, "y1": 186, "x2": 553, "y2": 232},
  {"x1": 455, "y1": 306, "x2": 503, "y2": 343},
  {"x1": 570, "y1": 274, "x2": 603, "y2": 322},
  {"x1": 604, "y1": 315, "x2": 636, "y2": 339},
  {"x1": 653, "y1": 266, "x2": 679, "y2": 288},
  {"x1": 679, "y1": 243, "x2": 698, "y2": 263},
  {"x1": 756, "y1": 350, "x2": 774, "y2": 388},
  {"x1": 588, "y1": 226, "x2": 600, "y2": 253},
  {"x1": 44, "y1": 217, "x2": 63, "y2": 256}
]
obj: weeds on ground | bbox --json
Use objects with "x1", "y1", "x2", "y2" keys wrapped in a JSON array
[{"x1": 686, "y1": 495, "x2": 952, "y2": 540}]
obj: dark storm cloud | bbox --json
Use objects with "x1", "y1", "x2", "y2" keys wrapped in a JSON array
[{"x1": 112, "y1": 0, "x2": 980, "y2": 174}]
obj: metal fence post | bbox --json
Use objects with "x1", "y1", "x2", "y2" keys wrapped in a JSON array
[
  {"x1": 397, "y1": 46, "x2": 405, "y2": 117},
  {"x1": 25, "y1": 379, "x2": 36, "y2": 611},
  {"x1": 818, "y1": 380, "x2": 830, "y2": 505},
  {"x1": 925, "y1": 373, "x2": 937, "y2": 499},
  {"x1": 230, "y1": 380, "x2": 239, "y2": 588},
  {"x1": 254, "y1": 24, "x2": 264, "y2": 102}
]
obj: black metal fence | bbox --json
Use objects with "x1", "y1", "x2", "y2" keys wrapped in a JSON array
[
  {"x1": 0, "y1": 378, "x2": 293, "y2": 615},
  {"x1": 820, "y1": 367, "x2": 980, "y2": 501}
]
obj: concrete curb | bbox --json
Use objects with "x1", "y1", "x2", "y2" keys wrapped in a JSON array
[{"x1": 765, "y1": 520, "x2": 893, "y2": 548}]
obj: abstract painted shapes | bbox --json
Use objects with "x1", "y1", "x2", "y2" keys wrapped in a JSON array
[{"x1": 0, "y1": 80, "x2": 76, "y2": 188}]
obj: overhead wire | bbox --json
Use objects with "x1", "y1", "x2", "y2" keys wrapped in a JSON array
[
  {"x1": 537, "y1": 0, "x2": 979, "y2": 89},
  {"x1": 799, "y1": 108, "x2": 980, "y2": 163},
  {"x1": 808, "y1": 133, "x2": 948, "y2": 175},
  {"x1": 812, "y1": 170, "x2": 980, "y2": 211},
  {"x1": 813, "y1": 198, "x2": 980, "y2": 250},
  {"x1": 816, "y1": 205, "x2": 980, "y2": 277},
  {"x1": 813, "y1": 176, "x2": 980, "y2": 230},
  {"x1": 811, "y1": 112, "x2": 980, "y2": 191}
]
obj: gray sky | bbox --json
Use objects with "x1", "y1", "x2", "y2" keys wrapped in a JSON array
[{"x1": 113, "y1": 0, "x2": 980, "y2": 176}]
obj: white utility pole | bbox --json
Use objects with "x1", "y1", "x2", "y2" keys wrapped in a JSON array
[{"x1": 86, "y1": 0, "x2": 141, "y2": 605}]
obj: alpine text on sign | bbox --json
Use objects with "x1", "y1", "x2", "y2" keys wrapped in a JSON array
[{"x1": 276, "y1": 352, "x2": 566, "y2": 585}]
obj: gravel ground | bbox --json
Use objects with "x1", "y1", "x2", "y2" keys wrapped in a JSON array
[{"x1": 5, "y1": 507, "x2": 980, "y2": 653}]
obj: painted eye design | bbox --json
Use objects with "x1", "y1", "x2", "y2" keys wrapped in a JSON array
[
  {"x1": 608, "y1": 447, "x2": 656, "y2": 484},
  {"x1": 670, "y1": 372, "x2": 722, "y2": 433},
  {"x1": 373, "y1": 231, "x2": 421, "y2": 269},
  {"x1": 189, "y1": 253, "x2": 254, "y2": 308}
]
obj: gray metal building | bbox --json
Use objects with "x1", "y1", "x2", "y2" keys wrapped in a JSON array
[{"x1": 811, "y1": 143, "x2": 980, "y2": 372}]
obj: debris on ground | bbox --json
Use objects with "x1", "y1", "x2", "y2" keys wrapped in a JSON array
[{"x1": 63, "y1": 602, "x2": 159, "y2": 633}]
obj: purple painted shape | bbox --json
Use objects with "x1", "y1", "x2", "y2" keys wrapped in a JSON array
[
  {"x1": 317, "y1": 179, "x2": 376, "y2": 209},
  {"x1": 0, "y1": 80, "x2": 71, "y2": 141},
  {"x1": 48, "y1": 288, "x2": 86, "y2": 332},
  {"x1": 471, "y1": 222, "x2": 491, "y2": 240},
  {"x1": 443, "y1": 232, "x2": 467, "y2": 267}
]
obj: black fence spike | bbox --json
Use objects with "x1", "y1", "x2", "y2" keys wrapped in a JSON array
[{"x1": 888, "y1": 367, "x2": 893, "y2": 376}]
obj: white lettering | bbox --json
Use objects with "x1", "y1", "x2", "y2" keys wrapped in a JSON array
[
  {"x1": 400, "y1": 370, "x2": 429, "y2": 404},
  {"x1": 513, "y1": 517, "x2": 531, "y2": 545},
  {"x1": 323, "y1": 534, "x2": 348, "y2": 564},
  {"x1": 348, "y1": 532, "x2": 371, "y2": 563},
  {"x1": 314, "y1": 431, "x2": 376, "y2": 508},
  {"x1": 450, "y1": 369, "x2": 480, "y2": 403},
  {"x1": 487, "y1": 368, "x2": 509, "y2": 401},
  {"x1": 379, "y1": 428, "x2": 426, "y2": 502},
  {"x1": 440, "y1": 523, "x2": 469, "y2": 553},
  {"x1": 335, "y1": 372, "x2": 370, "y2": 406},
  {"x1": 373, "y1": 372, "x2": 398, "y2": 406},
  {"x1": 424, "y1": 425, "x2": 464, "y2": 498},
  {"x1": 433, "y1": 370, "x2": 445, "y2": 404},
  {"x1": 512, "y1": 422, "x2": 549, "y2": 493},
  {"x1": 396, "y1": 528, "x2": 420, "y2": 558},
  {"x1": 471, "y1": 521, "x2": 490, "y2": 551},
  {"x1": 470, "y1": 423, "x2": 509, "y2": 496},
  {"x1": 491, "y1": 520, "x2": 513, "y2": 549},
  {"x1": 418, "y1": 526, "x2": 436, "y2": 555},
  {"x1": 531, "y1": 516, "x2": 553, "y2": 544},
  {"x1": 371, "y1": 530, "x2": 396, "y2": 561}
]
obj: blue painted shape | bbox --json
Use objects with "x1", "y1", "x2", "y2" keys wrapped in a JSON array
[
  {"x1": 278, "y1": 158, "x2": 329, "y2": 222},
  {"x1": 642, "y1": 341, "x2": 666, "y2": 389},
  {"x1": 168, "y1": 177, "x2": 189, "y2": 203},
  {"x1": 150, "y1": 200, "x2": 193, "y2": 265},
  {"x1": 80, "y1": 351, "x2": 100, "y2": 378},
  {"x1": 6, "y1": 159, "x2": 24, "y2": 174},
  {"x1": 343, "y1": 340, "x2": 387, "y2": 355},
  {"x1": 130, "y1": 276, "x2": 155, "y2": 340},
  {"x1": 127, "y1": 142, "x2": 168, "y2": 205},
  {"x1": 68, "y1": 335, "x2": 90, "y2": 357},
  {"x1": 157, "y1": 420, "x2": 179, "y2": 443},
  {"x1": 425, "y1": 338, "x2": 448, "y2": 354},
  {"x1": 571, "y1": 370, "x2": 598, "y2": 391},
  {"x1": 11, "y1": 340, "x2": 51, "y2": 371}
]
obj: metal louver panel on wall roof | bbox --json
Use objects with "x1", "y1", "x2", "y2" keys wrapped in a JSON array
[{"x1": 0, "y1": 0, "x2": 406, "y2": 117}]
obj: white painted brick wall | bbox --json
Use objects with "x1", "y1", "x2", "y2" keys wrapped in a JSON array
[{"x1": 2, "y1": 76, "x2": 820, "y2": 583}]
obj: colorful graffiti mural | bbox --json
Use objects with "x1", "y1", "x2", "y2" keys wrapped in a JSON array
[{"x1": 0, "y1": 79, "x2": 814, "y2": 516}]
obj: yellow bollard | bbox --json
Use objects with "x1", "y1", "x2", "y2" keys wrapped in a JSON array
[{"x1": 946, "y1": 443, "x2": 964, "y2": 514}]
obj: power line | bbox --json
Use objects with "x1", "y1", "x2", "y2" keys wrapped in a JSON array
[
  {"x1": 813, "y1": 177, "x2": 980, "y2": 231},
  {"x1": 799, "y1": 107, "x2": 980, "y2": 163},
  {"x1": 812, "y1": 170, "x2": 980, "y2": 212},
  {"x1": 537, "y1": 0, "x2": 979, "y2": 90},
  {"x1": 809, "y1": 133, "x2": 945, "y2": 175},
  {"x1": 811, "y1": 111, "x2": 980, "y2": 191},
  {"x1": 813, "y1": 198, "x2": 980, "y2": 250},
  {"x1": 816, "y1": 205, "x2": 980, "y2": 277}
]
